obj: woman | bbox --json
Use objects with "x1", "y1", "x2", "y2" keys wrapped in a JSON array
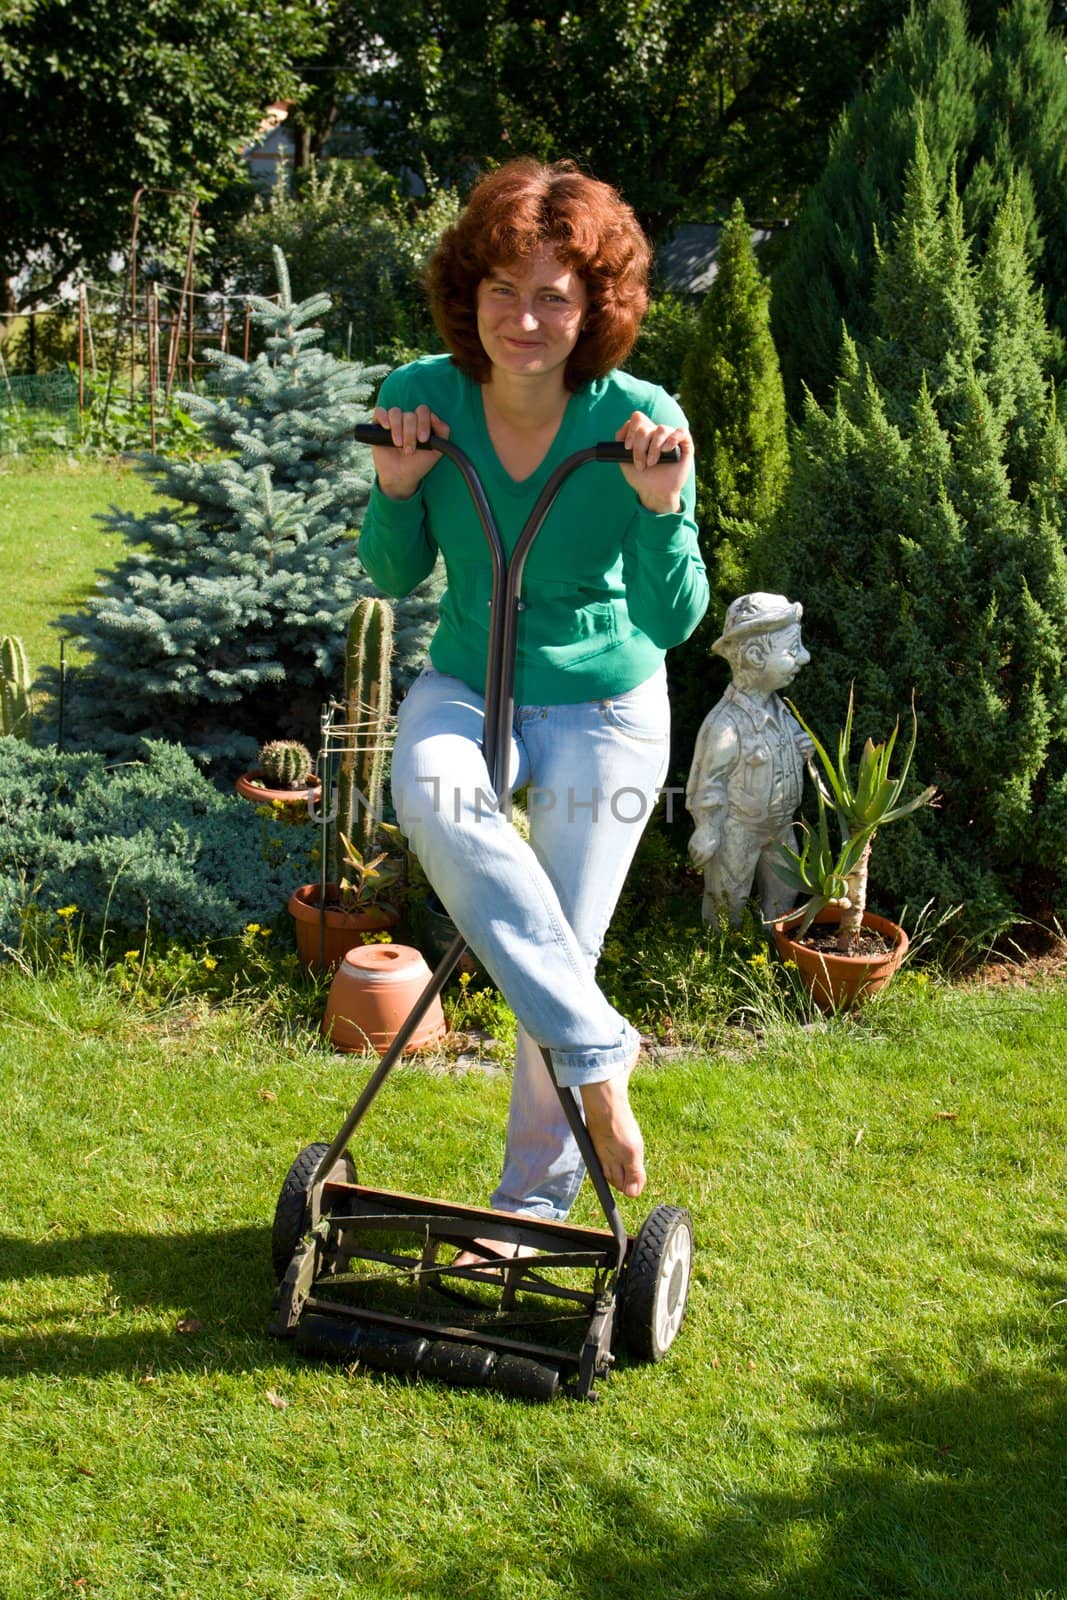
[{"x1": 358, "y1": 159, "x2": 708, "y2": 1244}]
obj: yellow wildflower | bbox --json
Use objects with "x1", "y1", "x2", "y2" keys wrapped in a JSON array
[{"x1": 56, "y1": 905, "x2": 78, "y2": 919}]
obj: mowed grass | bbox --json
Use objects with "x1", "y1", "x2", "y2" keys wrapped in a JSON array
[
  {"x1": 0, "y1": 963, "x2": 1063, "y2": 1600},
  {"x1": 0, "y1": 460, "x2": 160, "y2": 676}
]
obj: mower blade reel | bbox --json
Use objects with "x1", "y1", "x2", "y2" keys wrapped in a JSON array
[{"x1": 296, "y1": 1314, "x2": 561, "y2": 1401}]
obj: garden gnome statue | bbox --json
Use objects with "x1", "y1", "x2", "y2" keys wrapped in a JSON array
[{"x1": 686, "y1": 593, "x2": 812, "y2": 926}]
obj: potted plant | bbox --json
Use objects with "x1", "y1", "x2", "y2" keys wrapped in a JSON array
[
  {"x1": 771, "y1": 690, "x2": 937, "y2": 1009},
  {"x1": 289, "y1": 597, "x2": 406, "y2": 971},
  {"x1": 236, "y1": 739, "x2": 322, "y2": 807}
]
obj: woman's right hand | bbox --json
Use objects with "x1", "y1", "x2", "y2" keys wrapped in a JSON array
[{"x1": 371, "y1": 404, "x2": 450, "y2": 501}]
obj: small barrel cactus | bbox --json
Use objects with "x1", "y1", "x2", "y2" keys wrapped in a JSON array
[
  {"x1": 1, "y1": 634, "x2": 33, "y2": 743},
  {"x1": 259, "y1": 738, "x2": 313, "y2": 789}
]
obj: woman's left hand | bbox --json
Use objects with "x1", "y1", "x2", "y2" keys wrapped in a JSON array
[{"x1": 615, "y1": 411, "x2": 693, "y2": 515}]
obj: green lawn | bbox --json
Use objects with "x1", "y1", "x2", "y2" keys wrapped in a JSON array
[
  {"x1": 0, "y1": 460, "x2": 158, "y2": 677},
  {"x1": 1, "y1": 963, "x2": 1063, "y2": 1599},
  {"x1": 1, "y1": 462, "x2": 1064, "y2": 1598}
]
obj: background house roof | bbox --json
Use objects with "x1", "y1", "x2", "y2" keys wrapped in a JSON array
[{"x1": 657, "y1": 222, "x2": 774, "y2": 294}]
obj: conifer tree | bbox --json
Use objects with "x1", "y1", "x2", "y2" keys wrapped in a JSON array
[
  {"x1": 59, "y1": 251, "x2": 441, "y2": 763},
  {"x1": 967, "y1": 0, "x2": 1067, "y2": 341},
  {"x1": 772, "y1": 0, "x2": 1067, "y2": 411},
  {"x1": 771, "y1": 0, "x2": 983, "y2": 409},
  {"x1": 673, "y1": 199, "x2": 790, "y2": 762},
  {"x1": 760, "y1": 130, "x2": 1067, "y2": 936}
]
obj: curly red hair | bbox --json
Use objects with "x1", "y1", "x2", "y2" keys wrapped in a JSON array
[{"x1": 426, "y1": 158, "x2": 650, "y2": 390}]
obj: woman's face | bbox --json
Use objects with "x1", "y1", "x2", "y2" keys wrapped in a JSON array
[{"x1": 476, "y1": 245, "x2": 588, "y2": 383}]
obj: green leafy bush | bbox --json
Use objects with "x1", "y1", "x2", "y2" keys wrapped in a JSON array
[
  {"x1": 624, "y1": 291, "x2": 700, "y2": 399},
  {"x1": 0, "y1": 737, "x2": 314, "y2": 949},
  {"x1": 218, "y1": 158, "x2": 459, "y2": 363}
]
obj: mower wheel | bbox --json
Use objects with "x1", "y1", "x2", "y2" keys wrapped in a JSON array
[
  {"x1": 271, "y1": 1142, "x2": 356, "y2": 1280},
  {"x1": 618, "y1": 1204, "x2": 693, "y2": 1363}
]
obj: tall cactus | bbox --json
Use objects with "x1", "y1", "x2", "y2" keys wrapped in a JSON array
[
  {"x1": 334, "y1": 597, "x2": 394, "y2": 876},
  {"x1": 1, "y1": 635, "x2": 33, "y2": 742}
]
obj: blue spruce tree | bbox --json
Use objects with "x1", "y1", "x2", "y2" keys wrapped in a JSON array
[{"x1": 60, "y1": 250, "x2": 441, "y2": 763}]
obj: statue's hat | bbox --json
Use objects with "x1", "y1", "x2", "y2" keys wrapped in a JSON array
[{"x1": 711, "y1": 592, "x2": 803, "y2": 656}]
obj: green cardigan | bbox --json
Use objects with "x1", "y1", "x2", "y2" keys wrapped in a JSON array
[{"x1": 357, "y1": 355, "x2": 708, "y2": 705}]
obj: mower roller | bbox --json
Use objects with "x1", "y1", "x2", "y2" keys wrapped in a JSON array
[{"x1": 269, "y1": 422, "x2": 694, "y2": 1401}]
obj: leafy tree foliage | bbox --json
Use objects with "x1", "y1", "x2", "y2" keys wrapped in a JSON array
[
  {"x1": 760, "y1": 130, "x2": 1067, "y2": 937},
  {"x1": 0, "y1": 0, "x2": 317, "y2": 312},
  {"x1": 772, "y1": 0, "x2": 1067, "y2": 409},
  {"x1": 56, "y1": 254, "x2": 441, "y2": 764},
  {"x1": 289, "y1": 0, "x2": 910, "y2": 235}
]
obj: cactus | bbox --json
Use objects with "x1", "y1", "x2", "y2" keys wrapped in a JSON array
[
  {"x1": 259, "y1": 738, "x2": 313, "y2": 789},
  {"x1": 1, "y1": 634, "x2": 33, "y2": 743},
  {"x1": 333, "y1": 597, "x2": 394, "y2": 882}
]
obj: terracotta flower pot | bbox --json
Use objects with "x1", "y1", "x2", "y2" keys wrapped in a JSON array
[
  {"x1": 236, "y1": 769, "x2": 322, "y2": 808},
  {"x1": 322, "y1": 943, "x2": 447, "y2": 1054},
  {"x1": 772, "y1": 906, "x2": 909, "y2": 1011},
  {"x1": 288, "y1": 883, "x2": 400, "y2": 973}
]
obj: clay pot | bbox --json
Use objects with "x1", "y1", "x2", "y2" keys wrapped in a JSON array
[
  {"x1": 236, "y1": 769, "x2": 322, "y2": 808},
  {"x1": 322, "y1": 943, "x2": 447, "y2": 1054},
  {"x1": 288, "y1": 883, "x2": 400, "y2": 973},
  {"x1": 772, "y1": 906, "x2": 909, "y2": 1011}
]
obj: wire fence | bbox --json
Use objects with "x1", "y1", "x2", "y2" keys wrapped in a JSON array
[
  {"x1": 0, "y1": 278, "x2": 394, "y2": 457},
  {"x1": 0, "y1": 366, "x2": 233, "y2": 457}
]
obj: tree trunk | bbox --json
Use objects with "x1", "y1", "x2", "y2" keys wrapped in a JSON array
[{"x1": 837, "y1": 836, "x2": 872, "y2": 954}]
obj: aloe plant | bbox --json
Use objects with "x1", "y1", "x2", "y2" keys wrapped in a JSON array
[{"x1": 776, "y1": 690, "x2": 937, "y2": 953}]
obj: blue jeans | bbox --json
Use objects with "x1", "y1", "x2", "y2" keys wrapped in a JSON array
[{"x1": 391, "y1": 665, "x2": 670, "y2": 1220}]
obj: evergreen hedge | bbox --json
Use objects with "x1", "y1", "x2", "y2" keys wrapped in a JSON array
[
  {"x1": 671, "y1": 200, "x2": 790, "y2": 766},
  {"x1": 759, "y1": 129, "x2": 1067, "y2": 939},
  {"x1": 772, "y1": 0, "x2": 1067, "y2": 411}
]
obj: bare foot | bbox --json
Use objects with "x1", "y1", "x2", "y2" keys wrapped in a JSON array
[
  {"x1": 579, "y1": 1070, "x2": 646, "y2": 1198},
  {"x1": 451, "y1": 1239, "x2": 537, "y2": 1276}
]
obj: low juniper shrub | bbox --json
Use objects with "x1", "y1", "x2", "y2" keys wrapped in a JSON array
[{"x1": 0, "y1": 738, "x2": 314, "y2": 950}]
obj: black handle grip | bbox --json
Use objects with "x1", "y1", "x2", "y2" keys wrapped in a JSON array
[
  {"x1": 354, "y1": 423, "x2": 681, "y2": 464},
  {"x1": 592, "y1": 441, "x2": 682, "y2": 464},
  {"x1": 354, "y1": 423, "x2": 432, "y2": 448}
]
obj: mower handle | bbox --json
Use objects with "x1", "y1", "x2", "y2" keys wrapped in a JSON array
[{"x1": 354, "y1": 421, "x2": 681, "y2": 464}]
